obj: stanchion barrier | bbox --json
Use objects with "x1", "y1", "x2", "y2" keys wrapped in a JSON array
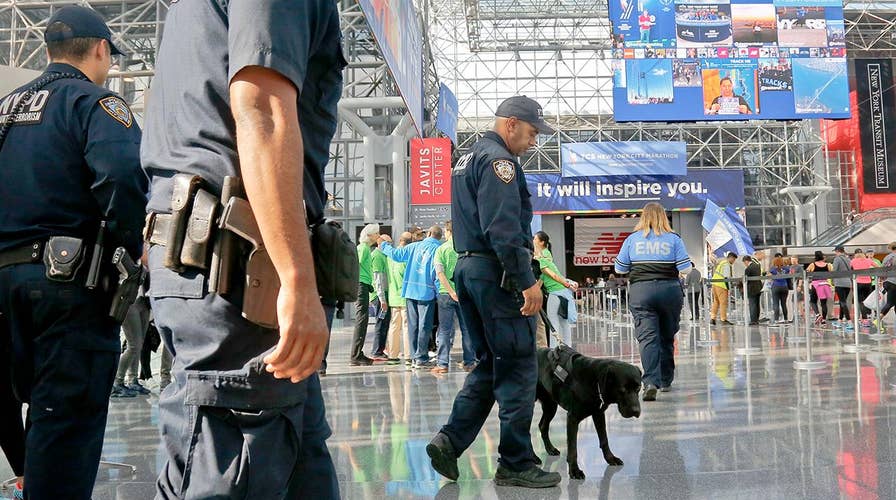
[
  {"x1": 794, "y1": 268, "x2": 826, "y2": 370},
  {"x1": 736, "y1": 272, "x2": 760, "y2": 355},
  {"x1": 787, "y1": 279, "x2": 805, "y2": 343},
  {"x1": 698, "y1": 278, "x2": 718, "y2": 346},
  {"x1": 844, "y1": 274, "x2": 870, "y2": 353}
]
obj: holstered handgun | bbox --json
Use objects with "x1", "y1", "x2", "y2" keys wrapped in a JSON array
[
  {"x1": 208, "y1": 176, "x2": 242, "y2": 295},
  {"x1": 109, "y1": 247, "x2": 144, "y2": 323},
  {"x1": 165, "y1": 174, "x2": 203, "y2": 271},
  {"x1": 219, "y1": 196, "x2": 279, "y2": 329}
]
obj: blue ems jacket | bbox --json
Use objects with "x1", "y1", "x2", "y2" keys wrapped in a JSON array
[
  {"x1": 614, "y1": 230, "x2": 691, "y2": 284},
  {"x1": 451, "y1": 130, "x2": 536, "y2": 289},
  {"x1": 381, "y1": 237, "x2": 442, "y2": 302},
  {"x1": 0, "y1": 63, "x2": 147, "y2": 257}
]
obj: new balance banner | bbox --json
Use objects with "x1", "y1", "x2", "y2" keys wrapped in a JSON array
[
  {"x1": 856, "y1": 59, "x2": 896, "y2": 193},
  {"x1": 573, "y1": 218, "x2": 637, "y2": 267},
  {"x1": 410, "y1": 137, "x2": 452, "y2": 205}
]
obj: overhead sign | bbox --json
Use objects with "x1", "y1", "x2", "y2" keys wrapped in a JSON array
[
  {"x1": 357, "y1": 0, "x2": 424, "y2": 136},
  {"x1": 435, "y1": 84, "x2": 458, "y2": 144},
  {"x1": 410, "y1": 137, "x2": 452, "y2": 205},
  {"x1": 561, "y1": 141, "x2": 687, "y2": 177},
  {"x1": 410, "y1": 204, "x2": 450, "y2": 227},
  {"x1": 573, "y1": 218, "x2": 637, "y2": 267},
  {"x1": 855, "y1": 59, "x2": 896, "y2": 193},
  {"x1": 527, "y1": 169, "x2": 744, "y2": 213}
]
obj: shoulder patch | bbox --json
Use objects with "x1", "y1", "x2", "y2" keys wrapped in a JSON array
[
  {"x1": 99, "y1": 96, "x2": 132, "y2": 128},
  {"x1": 492, "y1": 159, "x2": 516, "y2": 184}
]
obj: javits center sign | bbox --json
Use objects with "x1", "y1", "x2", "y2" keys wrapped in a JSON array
[{"x1": 574, "y1": 219, "x2": 637, "y2": 266}]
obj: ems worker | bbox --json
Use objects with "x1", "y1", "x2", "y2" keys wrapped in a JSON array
[
  {"x1": 141, "y1": 1, "x2": 344, "y2": 498},
  {"x1": 711, "y1": 252, "x2": 738, "y2": 325},
  {"x1": 614, "y1": 203, "x2": 690, "y2": 402},
  {"x1": 0, "y1": 6, "x2": 147, "y2": 498},
  {"x1": 426, "y1": 96, "x2": 561, "y2": 488}
]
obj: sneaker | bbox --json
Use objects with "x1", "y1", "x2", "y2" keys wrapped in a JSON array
[
  {"x1": 110, "y1": 384, "x2": 136, "y2": 398},
  {"x1": 350, "y1": 355, "x2": 374, "y2": 366},
  {"x1": 659, "y1": 385, "x2": 671, "y2": 392},
  {"x1": 127, "y1": 382, "x2": 151, "y2": 395},
  {"x1": 371, "y1": 352, "x2": 389, "y2": 361},
  {"x1": 710, "y1": 319, "x2": 716, "y2": 325},
  {"x1": 426, "y1": 433, "x2": 459, "y2": 481},
  {"x1": 643, "y1": 384, "x2": 658, "y2": 402},
  {"x1": 385, "y1": 358, "x2": 402, "y2": 365},
  {"x1": 462, "y1": 363, "x2": 477, "y2": 373},
  {"x1": 721, "y1": 320, "x2": 734, "y2": 325},
  {"x1": 494, "y1": 465, "x2": 561, "y2": 488},
  {"x1": 431, "y1": 366, "x2": 449, "y2": 374},
  {"x1": 416, "y1": 359, "x2": 437, "y2": 369}
]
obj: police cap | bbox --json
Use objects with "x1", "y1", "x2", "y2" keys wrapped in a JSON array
[
  {"x1": 495, "y1": 95, "x2": 553, "y2": 134},
  {"x1": 45, "y1": 6, "x2": 124, "y2": 56}
]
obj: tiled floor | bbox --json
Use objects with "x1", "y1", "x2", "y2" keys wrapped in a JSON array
[{"x1": 4, "y1": 308, "x2": 896, "y2": 499}]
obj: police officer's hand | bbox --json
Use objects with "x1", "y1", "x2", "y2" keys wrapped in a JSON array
[
  {"x1": 520, "y1": 281, "x2": 543, "y2": 316},
  {"x1": 264, "y1": 283, "x2": 329, "y2": 383}
]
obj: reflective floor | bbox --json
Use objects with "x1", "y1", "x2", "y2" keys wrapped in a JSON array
[{"x1": 4, "y1": 307, "x2": 896, "y2": 499}]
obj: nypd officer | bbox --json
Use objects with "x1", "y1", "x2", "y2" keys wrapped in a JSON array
[
  {"x1": 0, "y1": 6, "x2": 147, "y2": 499},
  {"x1": 426, "y1": 96, "x2": 561, "y2": 488},
  {"x1": 141, "y1": 1, "x2": 344, "y2": 498},
  {"x1": 614, "y1": 202, "x2": 691, "y2": 402}
]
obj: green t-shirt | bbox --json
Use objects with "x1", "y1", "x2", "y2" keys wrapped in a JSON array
[
  {"x1": 435, "y1": 238, "x2": 458, "y2": 295},
  {"x1": 386, "y1": 258, "x2": 407, "y2": 308},
  {"x1": 357, "y1": 242, "x2": 373, "y2": 285},
  {"x1": 369, "y1": 249, "x2": 388, "y2": 300},
  {"x1": 538, "y1": 255, "x2": 566, "y2": 293}
]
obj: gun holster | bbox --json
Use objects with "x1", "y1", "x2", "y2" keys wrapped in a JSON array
[{"x1": 164, "y1": 174, "x2": 203, "y2": 271}]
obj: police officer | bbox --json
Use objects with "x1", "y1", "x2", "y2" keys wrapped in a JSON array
[
  {"x1": 140, "y1": 1, "x2": 344, "y2": 498},
  {"x1": 0, "y1": 6, "x2": 147, "y2": 498},
  {"x1": 426, "y1": 96, "x2": 561, "y2": 488},
  {"x1": 614, "y1": 202, "x2": 691, "y2": 402}
]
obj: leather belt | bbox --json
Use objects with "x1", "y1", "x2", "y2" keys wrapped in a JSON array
[
  {"x1": 459, "y1": 251, "x2": 498, "y2": 261},
  {"x1": 143, "y1": 212, "x2": 172, "y2": 246},
  {"x1": 0, "y1": 241, "x2": 44, "y2": 269}
]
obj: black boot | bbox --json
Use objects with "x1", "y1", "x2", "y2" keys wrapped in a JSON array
[
  {"x1": 494, "y1": 465, "x2": 561, "y2": 488},
  {"x1": 427, "y1": 433, "x2": 459, "y2": 481}
]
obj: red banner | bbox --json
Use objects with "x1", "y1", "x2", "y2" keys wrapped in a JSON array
[{"x1": 410, "y1": 137, "x2": 451, "y2": 205}]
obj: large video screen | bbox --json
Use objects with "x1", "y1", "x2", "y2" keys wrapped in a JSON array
[{"x1": 609, "y1": 0, "x2": 850, "y2": 122}]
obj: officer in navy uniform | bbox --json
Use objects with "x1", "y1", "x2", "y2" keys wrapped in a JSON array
[
  {"x1": 426, "y1": 96, "x2": 562, "y2": 488},
  {"x1": 0, "y1": 6, "x2": 147, "y2": 499},
  {"x1": 141, "y1": 1, "x2": 344, "y2": 498}
]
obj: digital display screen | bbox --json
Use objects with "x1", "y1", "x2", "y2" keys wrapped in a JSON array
[{"x1": 609, "y1": 0, "x2": 850, "y2": 121}]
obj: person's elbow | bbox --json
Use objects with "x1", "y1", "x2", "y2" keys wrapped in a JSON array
[{"x1": 230, "y1": 67, "x2": 299, "y2": 136}]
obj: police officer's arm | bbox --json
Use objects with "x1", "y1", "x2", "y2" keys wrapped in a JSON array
[{"x1": 84, "y1": 96, "x2": 148, "y2": 258}]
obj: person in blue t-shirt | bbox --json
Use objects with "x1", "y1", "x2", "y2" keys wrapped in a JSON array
[{"x1": 615, "y1": 203, "x2": 691, "y2": 402}]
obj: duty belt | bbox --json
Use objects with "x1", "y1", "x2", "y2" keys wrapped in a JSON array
[
  {"x1": 0, "y1": 241, "x2": 43, "y2": 270},
  {"x1": 459, "y1": 251, "x2": 498, "y2": 261}
]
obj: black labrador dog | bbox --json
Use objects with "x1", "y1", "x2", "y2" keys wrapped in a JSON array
[{"x1": 535, "y1": 345, "x2": 642, "y2": 479}]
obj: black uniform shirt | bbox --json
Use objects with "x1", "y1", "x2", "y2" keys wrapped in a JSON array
[
  {"x1": 451, "y1": 130, "x2": 536, "y2": 289},
  {"x1": 0, "y1": 63, "x2": 147, "y2": 256},
  {"x1": 141, "y1": 0, "x2": 347, "y2": 224}
]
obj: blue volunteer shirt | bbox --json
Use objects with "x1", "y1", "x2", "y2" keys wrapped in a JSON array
[
  {"x1": 614, "y1": 230, "x2": 691, "y2": 284},
  {"x1": 380, "y1": 237, "x2": 443, "y2": 302}
]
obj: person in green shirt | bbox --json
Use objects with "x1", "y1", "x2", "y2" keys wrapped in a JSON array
[
  {"x1": 387, "y1": 232, "x2": 412, "y2": 362},
  {"x1": 370, "y1": 244, "x2": 393, "y2": 361},
  {"x1": 352, "y1": 223, "x2": 380, "y2": 366},
  {"x1": 433, "y1": 222, "x2": 477, "y2": 373},
  {"x1": 534, "y1": 231, "x2": 578, "y2": 346}
]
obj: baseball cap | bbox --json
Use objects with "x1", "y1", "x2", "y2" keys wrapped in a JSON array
[
  {"x1": 833, "y1": 245, "x2": 845, "y2": 253},
  {"x1": 45, "y1": 6, "x2": 124, "y2": 56},
  {"x1": 495, "y1": 96, "x2": 553, "y2": 134}
]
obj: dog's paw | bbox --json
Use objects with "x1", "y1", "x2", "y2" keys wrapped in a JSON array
[
  {"x1": 604, "y1": 455, "x2": 624, "y2": 466},
  {"x1": 569, "y1": 467, "x2": 586, "y2": 480},
  {"x1": 546, "y1": 445, "x2": 561, "y2": 456},
  {"x1": 533, "y1": 455, "x2": 543, "y2": 466}
]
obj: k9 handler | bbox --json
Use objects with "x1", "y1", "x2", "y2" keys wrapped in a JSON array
[{"x1": 141, "y1": 1, "x2": 346, "y2": 498}]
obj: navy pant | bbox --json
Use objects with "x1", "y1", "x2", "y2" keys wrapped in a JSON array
[
  {"x1": 370, "y1": 296, "x2": 391, "y2": 356},
  {"x1": 440, "y1": 256, "x2": 538, "y2": 471},
  {"x1": 406, "y1": 298, "x2": 436, "y2": 363},
  {"x1": 0, "y1": 263, "x2": 119, "y2": 500},
  {"x1": 148, "y1": 245, "x2": 338, "y2": 500},
  {"x1": 628, "y1": 280, "x2": 683, "y2": 388}
]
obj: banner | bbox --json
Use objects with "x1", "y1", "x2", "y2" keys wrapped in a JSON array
[
  {"x1": 357, "y1": 0, "x2": 424, "y2": 136},
  {"x1": 528, "y1": 169, "x2": 744, "y2": 213},
  {"x1": 701, "y1": 198, "x2": 754, "y2": 257},
  {"x1": 435, "y1": 84, "x2": 458, "y2": 144},
  {"x1": 562, "y1": 141, "x2": 687, "y2": 177},
  {"x1": 410, "y1": 138, "x2": 452, "y2": 205},
  {"x1": 573, "y1": 218, "x2": 637, "y2": 267},
  {"x1": 855, "y1": 59, "x2": 896, "y2": 193}
]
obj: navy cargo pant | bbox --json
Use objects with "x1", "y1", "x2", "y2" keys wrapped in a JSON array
[
  {"x1": 628, "y1": 279, "x2": 683, "y2": 388},
  {"x1": 440, "y1": 256, "x2": 538, "y2": 471},
  {"x1": 148, "y1": 246, "x2": 338, "y2": 500},
  {"x1": 0, "y1": 262, "x2": 119, "y2": 500}
]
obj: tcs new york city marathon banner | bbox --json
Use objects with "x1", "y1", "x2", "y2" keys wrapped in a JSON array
[{"x1": 527, "y1": 168, "x2": 745, "y2": 213}]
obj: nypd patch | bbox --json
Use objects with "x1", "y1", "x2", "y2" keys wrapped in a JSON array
[
  {"x1": 99, "y1": 96, "x2": 132, "y2": 128},
  {"x1": 493, "y1": 159, "x2": 515, "y2": 184}
]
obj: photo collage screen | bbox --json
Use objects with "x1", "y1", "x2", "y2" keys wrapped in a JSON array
[{"x1": 609, "y1": 0, "x2": 850, "y2": 121}]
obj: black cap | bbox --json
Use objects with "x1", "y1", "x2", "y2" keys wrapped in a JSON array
[
  {"x1": 495, "y1": 96, "x2": 553, "y2": 134},
  {"x1": 45, "y1": 6, "x2": 124, "y2": 56},
  {"x1": 833, "y1": 245, "x2": 845, "y2": 253}
]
